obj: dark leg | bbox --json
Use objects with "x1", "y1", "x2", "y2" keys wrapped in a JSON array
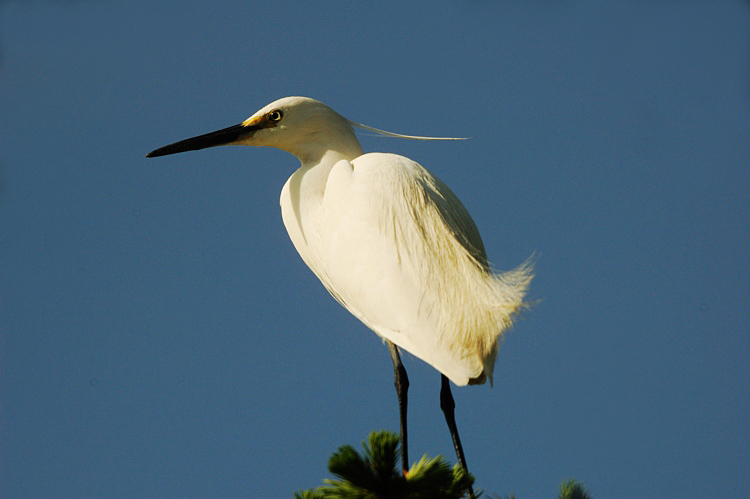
[
  {"x1": 440, "y1": 375, "x2": 475, "y2": 499},
  {"x1": 387, "y1": 341, "x2": 409, "y2": 475}
]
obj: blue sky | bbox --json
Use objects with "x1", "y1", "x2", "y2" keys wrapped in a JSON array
[{"x1": 1, "y1": 1, "x2": 749, "y2": 498}]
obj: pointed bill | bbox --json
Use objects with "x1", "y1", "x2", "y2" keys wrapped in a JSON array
[{"x1": 146, "y1": 120, "x2": 263, "y2": 158}]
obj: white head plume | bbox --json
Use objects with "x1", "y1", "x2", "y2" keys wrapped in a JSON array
[{"x1": 349, "y1": 121, "x2": 468, "y2": 141}]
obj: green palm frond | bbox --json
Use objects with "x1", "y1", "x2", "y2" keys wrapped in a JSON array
[
  {"x1": 295, "y1": 430, "x2": 475, "y2": 499},
  {"x1": 294, "y1": 431, "x2": 590, "y2": 499},
  {"x1": 405, "y1": 454, "x2": 474, "y2": 499},
  {"x1": 294, "y1": 490, "x2": 327, "y2": 499},
  {"x1": 558, "y1": 479, "x2": 592, "y2": 499}
]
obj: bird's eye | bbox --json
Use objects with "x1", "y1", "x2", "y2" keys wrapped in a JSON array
[{"x1": 268, "y1": 110, "x2": 283, "y2": 122}]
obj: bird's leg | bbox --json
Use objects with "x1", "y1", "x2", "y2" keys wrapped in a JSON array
[
  {"x1": 387, "y1": 341, "x2": 409, "y2": 475},
  {"x1": 440, "y1": 374, "x2": 475, "y2": 499}
]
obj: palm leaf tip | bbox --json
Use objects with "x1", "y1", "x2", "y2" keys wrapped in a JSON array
[
  {"x1": 406, "y1": 455, "x2": 476, "y2": 498},
  {"x1": 558, "y1": 479, "x2": 592, "y2": 499},
  {"x1": 365, "y1": 430, "x2": 401, "y2": 480}
]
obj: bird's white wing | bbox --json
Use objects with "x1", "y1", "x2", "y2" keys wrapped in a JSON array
[{"x1": 307, "y1": 153, "x2": 530, "y2": 385}]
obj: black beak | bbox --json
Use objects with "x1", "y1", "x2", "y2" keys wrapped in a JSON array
[{"x1": 146, "y1": 123, "x2": 258, "y2": 158}]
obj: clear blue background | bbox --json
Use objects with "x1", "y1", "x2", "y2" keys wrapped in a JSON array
[{"x1": 2, "y1": 1, "x2": 749, "y2": 498}]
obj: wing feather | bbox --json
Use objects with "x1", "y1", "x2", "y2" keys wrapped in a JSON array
[{"x1": 295, "y1": 153, "x2": 532, "y2": 385}]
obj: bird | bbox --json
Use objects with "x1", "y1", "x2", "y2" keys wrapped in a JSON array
[{"x1": 147, "y1": 96, "x2": 533, "y2": 493}]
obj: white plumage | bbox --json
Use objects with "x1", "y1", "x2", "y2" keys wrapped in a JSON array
[
  {"x1": 283, "y1": 149, "x2": 532, "y2": 386},
  {"x1": 148, "y1": 95, "x2": 533, "y2": 386},
  {"x1": 270, "y1": 97, "x2": 531, "y2": 386}
]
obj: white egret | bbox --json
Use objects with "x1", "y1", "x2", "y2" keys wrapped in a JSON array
[{"x1": 147, "y1": 97, "x2": 533, "y2": 492}]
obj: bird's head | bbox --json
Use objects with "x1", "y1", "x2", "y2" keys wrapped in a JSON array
[{"x1": 146, "y1": 96, "x2": 363, "y2": 164}]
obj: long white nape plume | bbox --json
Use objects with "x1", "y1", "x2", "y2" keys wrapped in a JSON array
[{"x1": 349, "y1": 121, "x2": 468, "y2": 141}]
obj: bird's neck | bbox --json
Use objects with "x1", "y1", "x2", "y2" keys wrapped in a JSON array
[
  {"x1": 286, "y1": 128, "x2": 364, "y2": 229},
  {"x1": 293, "y1": 136, "x2": 363, "y2": 167},
  {"x1": 281, "y1": 147, "x2": 361, "y2": 251},
  {"x1": 295, "y1": 149, "x2": 358, "y2": 199}
]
